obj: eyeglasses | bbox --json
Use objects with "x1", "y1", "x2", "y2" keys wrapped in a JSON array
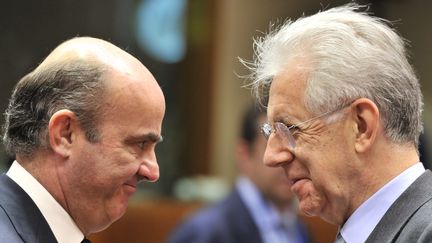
[{"x1": 260, "y1": 103, "x2": 352, "y2": 150}]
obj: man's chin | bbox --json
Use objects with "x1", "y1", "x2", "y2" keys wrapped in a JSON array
[
  {"x1": 297, "y1": 196, "x2": 323, "y2": 217},
  {"x1": 105, "y1": 200, "x2": 129, "y2": 226},
  {"x1": 299, "y1": 206, "x2": 319, "y2": 217},
  {"x1": 85, "y1": 212, "x2": 123, "y2": 235}
]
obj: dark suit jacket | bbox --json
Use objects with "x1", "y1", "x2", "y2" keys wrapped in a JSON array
[
  {"x1": 366, "y1": 170, "x2": 432, "y2": 242},
  {"x1": 168, "y1": 188, "x2": 311, "y2": 243},
  {"x1": 0, "y1": 174, "x2": 57, "y2": 243}
]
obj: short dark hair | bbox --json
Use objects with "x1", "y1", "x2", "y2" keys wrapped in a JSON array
[
  {"x1": 3, "y1": 59, "x2": 109, "y2": 157},
  {"x1": 241, "y1": 104, "x2": 266, "y2": 146}
]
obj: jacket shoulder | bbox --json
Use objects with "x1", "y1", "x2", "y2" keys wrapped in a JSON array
[
  {"x1": 396, "y1": 198, "x2": 432, "y2": 242},
  {"x1": 168, "y1": 189, "x2": 260, "y2": 243},
  {"x1": 168, "y1": 199, "x2": 236, "y2": 243}
]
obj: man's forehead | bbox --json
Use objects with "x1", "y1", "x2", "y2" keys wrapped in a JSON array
[
  {"x1": 101, "y1": 70, "x2": 165, "y2": 121},
  {"x1": 267, "y1": 72, "x2": 309, "y2": 122}
]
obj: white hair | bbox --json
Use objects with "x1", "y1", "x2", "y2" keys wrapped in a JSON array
[{"x1": 244, "y1": 3, "x2": 423, "y2": 146}]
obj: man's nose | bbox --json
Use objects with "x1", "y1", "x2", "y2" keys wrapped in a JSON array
[
  {"x1": 263, "y1": 134, "x2": 294, "y2": 167},
  {"x1": 138, "y1": 157, "x2": 160, "y2": 182}
]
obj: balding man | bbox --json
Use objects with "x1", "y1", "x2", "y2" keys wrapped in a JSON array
[{"x1": 0, "y1": 37, "x2": 165, "y2": 243}]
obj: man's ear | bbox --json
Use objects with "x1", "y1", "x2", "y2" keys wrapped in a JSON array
[
  {"x1": 48, "y1": 109, "x2": 79, "y2": 158},
  {"x1": 351, "y1": 98, "x2": 380, "y2": 153}
]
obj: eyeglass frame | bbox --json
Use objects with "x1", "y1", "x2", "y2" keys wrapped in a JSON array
[{"x1": 260, "y1": 102, "x2": 353, "y2": 150}]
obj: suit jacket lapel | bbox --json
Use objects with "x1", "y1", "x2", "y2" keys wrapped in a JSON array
[
  {"x1": 366, "y1": 170, "x2": 432, "y2": 242},
  {"x1": 225, "y1": 189, "x2": 263, "y2": 242},
  {"x1": 0, "y1": 174, "x2": 57, "y2": 243}
]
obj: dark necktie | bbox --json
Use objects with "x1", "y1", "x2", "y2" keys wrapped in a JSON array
[{"x1": 81, "y1": 238, "x2": 92, "y2": 243}]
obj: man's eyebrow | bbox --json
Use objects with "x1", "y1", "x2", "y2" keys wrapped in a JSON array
[
  {"x1": 147, "y1": 133, "x2": 163, "y2": 143},
  {"x1": 129, "y1": 133, "x2": 163, "y2": 143},
  {"x1": 271, "y1": 113, "x2": 296, "y2": 123}
]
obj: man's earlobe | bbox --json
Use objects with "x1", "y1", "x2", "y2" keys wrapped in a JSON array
[
  {"x1": 48, "y1": 109, "x2": 78, "y2": 158},
  {"x1": 352, "y1": 98, "x2": 380, "y2": 153}
]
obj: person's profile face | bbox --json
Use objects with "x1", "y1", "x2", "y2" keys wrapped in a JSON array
[
  {"x1": 263, "y1": 64, "x2": 356, "y2": 224},
  {"x1": 61, "y1": 70, "x2": 165, "y2": 232}
]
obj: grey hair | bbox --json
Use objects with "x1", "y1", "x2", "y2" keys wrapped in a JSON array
[
  {"x1": 3, "y1": 58, "x2": 110, "y2": 157},
  {"x1": 244, "y1": 3, "x2": 423, "y2": 146}
]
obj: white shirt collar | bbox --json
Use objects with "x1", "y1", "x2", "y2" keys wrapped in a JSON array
[
  {"x1": 341, "y1": 162, "x2": 425, "y2": 243},
  {"x1": 7, "y1": 161, "x2": 84, "y2": 243}
]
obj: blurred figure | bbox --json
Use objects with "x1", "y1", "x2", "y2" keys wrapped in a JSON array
[
  {"x1": 169, "y1": 104, "x2": 311, "y2": 243},
  {"x1": 0, "y1": 37, "x2": 165, "y2": 242},
  {"x1": 246, "y1": 3, "x2": 432, "y2": 243}
]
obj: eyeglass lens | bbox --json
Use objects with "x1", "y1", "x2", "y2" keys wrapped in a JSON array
[
  {"x1": 274, "y1": 122, "x2": 296, "y2": 149},
  {"x1": 261, "y1": 122, "x2": 297, "y2": 150}
]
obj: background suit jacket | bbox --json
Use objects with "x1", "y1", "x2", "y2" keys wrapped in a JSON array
[
  {"x1": 0, "y1": 174, "x2": 57, "y2": 243},
  {"x1": 168, "y1": 188, "x2": 311, "y2": 243},
  {"x1": 366, "y1": 170, "x2": 432, "y2": 242}
]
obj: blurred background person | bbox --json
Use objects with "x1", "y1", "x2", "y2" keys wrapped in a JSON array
[{"x1": 168, "y1": 104, "x2": 312, "y2": 243}]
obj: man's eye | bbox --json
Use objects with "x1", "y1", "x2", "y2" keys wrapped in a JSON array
[
  {"x1": 285, "y1": 123, "x2": 295, "y2": 128},
  {"x1": 288, "y1": 125, "x2": 301, "y2": 135},
  {"x1": 292, "y1": 128, "x2": 301, "y2": 134},
  {"x1": 283, "y1": 122, "x2": 295, "y2": 130},
  {"x1": 137, "y1": 141, "x2": 148, "y2": 149}
]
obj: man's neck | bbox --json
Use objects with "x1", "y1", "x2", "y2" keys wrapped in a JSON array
[
  {"x1": 345, "y1": 141, "x2": 419, "y2": 223},
  {"x1": 17, "y1": 151, "x2": 69, "y2": 218}
]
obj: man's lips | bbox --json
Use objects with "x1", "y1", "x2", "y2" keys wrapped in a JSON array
[
  {"x1": 125, "y1": 176, "x2": 139, "y2": 188},
  {"x1": 123, "y1": 181, "x2": 138, "y2": 195},
  {"x1": 124, "y1": 182, "x2": 137, "y2": 188},
  {"x1": 123, "y1": 183, "x2": 137, "y2": 196},
  {"x1": 288, "y1": 177, "x2": 309, "y2": 192},
  {"x1": 288, "y1": 176, "x2": 307, "y2": 185}
]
